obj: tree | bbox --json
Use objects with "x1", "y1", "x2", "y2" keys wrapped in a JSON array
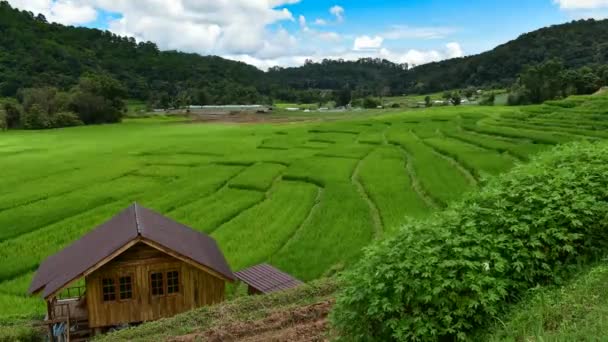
[
  {"x1": 0, "y1": 109, "x2": 6, "y2": 131},
  {"x1": 519, "y1": 59, "x2": 564, "y2": 103},
  {"x1": 442, "y1": 91, "x2": 452, "y2": 101},
  {"x1": 0, "y1": 98, "x2": 22, "y2": 128},
  {"x1": 450, "y1": 91, "x2": 462, "y2": 106},
  {"x1": 464, "y1": 87, "x2": 476, "y2": 99},
  {"x1": 424, "y1": 95, "x2": 432, "y2": 107},
  {"x1": 335, "y1": 84, "x2": 352, "y2": 107},
  {"x1": 363, "y1": 97, "x2": 380, "y2": 109},
  {"x1": 69, "y1": 74, "x2": 126, "y2": 124},
  {"x1": 21, "y1": 104, "x2": 51, "y2": 129},
  {"x1": 21, "y1": 87, "x2": 61, "y2": 115},
  {"x1": 480, "y1": 92, "x2": 495, "y2": 106}
]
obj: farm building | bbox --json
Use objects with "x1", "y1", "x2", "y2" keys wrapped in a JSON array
[{"x1": 29, "y1": 203, "x2": 234, "y2": 340}]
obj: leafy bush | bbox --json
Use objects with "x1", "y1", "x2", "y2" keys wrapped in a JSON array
[
  {"x1": 51, "y1": 111, "x2": 83, "y2": 127},
  {"x1": 0, "y1": 109, "x2": 6, "y2": 130},
  {"x1": 0, "y1": 320, "x2": 40, "y2": 342},
  {"x1": 479, "y1": 92, "x2": 495, "y2": 106},
  {"x1": 363, "y1": 97, "x2": 381, "y2": 109},
  {"x1": 332, "y1": 141, "x2": 608, "y2": 341},
  {"x1": 21, "y1": 104, "x2": 51, "y2": 129}
]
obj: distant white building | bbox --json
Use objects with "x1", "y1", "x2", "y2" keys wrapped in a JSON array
[{"x1": 187, "y1": 105, "x2": 267, "y2": 111}]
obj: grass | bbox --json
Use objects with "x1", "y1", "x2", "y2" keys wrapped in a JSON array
[
  {"x1": 228, "y1": 162, "x2": 286, "y2": 191},
  {"x1": 214, "y1": 180, "x2": 318, "y2": 270},
  {"x1": 1, "y1": 94, "x2": 608, "y2": 323},
  {"x1": 484, "y1": 264, "x2": 608, "y2": 341},
  {"x1": 386, "y1": 126, "x2": 474, "y2": 206},
  {"x1": 358, "y1": 146, "x2": 432, "y2": 232},
  {"x1": 95, "y1": 278, "x2": 338, "y2": 342},
  {"x1": 423, "y1": 136, "x2": 515, "y2": 178}
]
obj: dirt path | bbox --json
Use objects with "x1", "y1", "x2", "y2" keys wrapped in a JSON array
[{"x1": 169, "y1": 300, "x2": 333, "y2": 342}]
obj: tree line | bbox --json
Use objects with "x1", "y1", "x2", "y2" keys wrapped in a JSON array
[
  {"x1": 1, "y1": 73, "x2": 125, "y2": 129},
  {"x1": 508, "y1": 59, "x2": 608, "y2": 105}
]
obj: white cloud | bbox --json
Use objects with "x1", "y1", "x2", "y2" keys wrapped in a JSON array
[
  {"x1": 354, "y1": 35, "x2": 384, "y2": 51},
  {"x1": 329, "y1": 5, "x2": 345, "y2": 22},
  {"x1": 554, "y1": 0, "x2": 608, "y2": 9},
  {"x1": 314, "y1": 18, "x2": 327, "y2": 25},
  {"x1": 378, "y1": 42, "x2": 464, "y2": 66},
  {"x1": 554, "y1": 0, "x2": 608, "y2": 18},
  {"x1": 318, "y1": 31, "x2": 342, "y2": 42},
  {"x1": 8, "y1": 0, "x2": 97, "y2": 25},
  {"x1": 383, "y1": 25, "x2": 457, "y2": 40},
  {"x1": 445, "y1": 42, "x2": 463, "y2": 59},
  {"x1": 298, "y1": 15, "x2": 308, "y2": 31}
]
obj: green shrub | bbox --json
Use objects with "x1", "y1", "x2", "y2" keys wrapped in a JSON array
[
  {"x1": 332, "y1": 141, "x2": 608, "y2": 341},
  {"x1": 363, "y1": 97, "x2": 381, "y2": 109},
  {"x1": 51, "y1": 111, "x2": 83, "y2": 127},
  {"x1": 0, "y1": 321, "x2": 40, "y2": 342},
  {"x1": 0, "y1": 109, "x2": 6, "y2": 130},
  {"x1": 21, "y1": 104, "x2": 51, "y2": 129}
]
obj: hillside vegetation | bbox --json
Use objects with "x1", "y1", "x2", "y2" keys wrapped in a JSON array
[
  {"x1": 2, "y1": 1, "x2": 608, "y2": 104},
  {"x1": 332, "y1": 118, "x2": 608, "y2": 339}
]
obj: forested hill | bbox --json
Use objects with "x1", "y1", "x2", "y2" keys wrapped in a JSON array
[
  {"x1": 0, "y1": 1, "x2": 265, "y2": 104},
  {"x1": 402, "y1": 18, "x2": 608, "y2": 93},
  {"x1": 1, "y1": 0, "x2": 608, "y2": 103}
]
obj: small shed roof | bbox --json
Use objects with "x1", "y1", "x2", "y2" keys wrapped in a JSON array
[
  {"x1": 234, "y1": 263, "x2": 303, "y2": 294},
  {"x1": 29, "y1": 203, "x2": 234, "y2": 298}
]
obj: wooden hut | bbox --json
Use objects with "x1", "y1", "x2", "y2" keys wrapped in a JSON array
[{"x1": 29, "y1": 203, "x2": 234, "y2": 340}]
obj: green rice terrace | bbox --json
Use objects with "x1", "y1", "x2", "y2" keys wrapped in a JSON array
[{"x1": 1, "y1": 94, "x2": 607, "y2": 321}]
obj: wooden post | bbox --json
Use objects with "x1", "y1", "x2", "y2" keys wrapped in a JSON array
[
  {"x1": 46, "y1": 300, "x2": 55, "y2": 342},
  {"x1": 66, "y1": 304, "x2": 71, "y2": 342}
]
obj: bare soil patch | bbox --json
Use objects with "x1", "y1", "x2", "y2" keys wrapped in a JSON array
[
  {"x1": 188, "y1": 111, "x2": 307, "y2": 124},
  {"x1": 169, "y1": 300, "x2": 333, "y2": 342}
]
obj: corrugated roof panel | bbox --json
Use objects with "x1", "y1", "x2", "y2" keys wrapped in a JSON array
[{"x1": 234, "y1": 263, "x2": 303, "y2": 294}]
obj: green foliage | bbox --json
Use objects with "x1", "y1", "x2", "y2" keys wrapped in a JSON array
[
  {"x1": 479, "y1": 92, "x2": 495, "y2": 106},
  {"x1": 0, "y1": 98, "x2": 22, "y2": 128},
  {"x1": 424, "y1": 95, "x2": 432, "y2": 107},
  {"x1": 1, "y1": 0, "x2": 607, "y2": 106},
  {"x1": 450, "y1": 91, "x2": 462, "y2": 106},
  {"x1": 69, "y1": 73, "x2": 126, "y2": 124},
  {"x1": 1, "y1": 97, "x2": 607, "y2": 322},
  {"x1": 509, "y1": 60, "x2": 606, "y2": 105},
  {"x1": 363, "y1": 97, "x2": 381, "y2": 109},
  {"x1": 51, "y1": 111, "x2": 83, "y2": 127},
  {"x1": 0, "y1": 109, "x2": 6, "y2": 131},
  {"x1": 332, "y1": 141, "x2": 608, "y2": 341},
  {"x1": 403, "y1": 19, "x2": 608, "y2": 93},
  {"x1": 484, "y1": 264, "x2": 608, "y2": 341},
  {"x1": 20, "y1": 104, "x2": 50, "y2": 129},
  {"x1": 97, "y1": 278, "x2": 338, "y2": 342},
  {"x1": 335, "y1": 85, "x2": 352, "y2": 107},
  {"x1": 0, "y1": 320, "x2": 40, "y2": 342}
]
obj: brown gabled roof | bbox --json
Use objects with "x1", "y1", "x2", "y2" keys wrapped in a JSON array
[
  {"x1": 234, "y1": 263, "x2": 303, "y2": 294},
  {"x1": 29, "y1": 203, "x2": 234, "y2": 299}
]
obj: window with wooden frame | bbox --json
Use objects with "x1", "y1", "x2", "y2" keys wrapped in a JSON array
[
  {"x1": 150, "y1": 272, "x2": 164, "y2": 296},
  {"x1": 119, "y1": 275, "x2": 133, "y2": 300},
  {"x1": 102, "y1": 278, "x2": 116, "y2": 301},
  {"x1": 149, "y1": 270, "x2": 180, "y2": 297},
  {"x1": 167, "y1": 270, "x2": 179, "y2": 294}
]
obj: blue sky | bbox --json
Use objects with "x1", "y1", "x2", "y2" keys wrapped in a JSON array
[{"x1": 7, "y1": 0, "x2": 608, "y2": 69}]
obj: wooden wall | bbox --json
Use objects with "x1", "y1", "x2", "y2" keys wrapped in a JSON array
[{"x1": 85, "y1": 242, "x2": 225, "y2": 328}]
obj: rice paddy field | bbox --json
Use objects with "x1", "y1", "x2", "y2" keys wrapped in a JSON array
[{"x1": 1, "y1": 94, "x2": 607, "y2": 321}]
